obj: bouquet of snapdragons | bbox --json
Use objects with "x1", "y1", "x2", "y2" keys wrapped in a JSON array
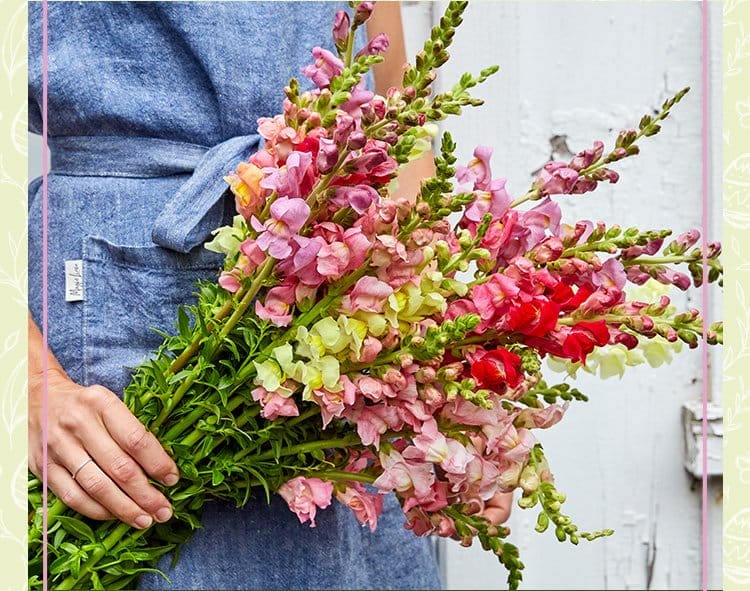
[{"x1": 28, "y1": 2, "x2": 722, "y2": 590}]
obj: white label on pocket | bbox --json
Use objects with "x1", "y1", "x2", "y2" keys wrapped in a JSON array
[{"x1": 65, "y1": 260, "x2": 84, "y2": 302}]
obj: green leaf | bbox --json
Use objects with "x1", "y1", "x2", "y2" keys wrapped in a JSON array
[
  {"x1": 177, "y1": 306, "x2": 190, "y2": 337},
  {"x1": 120, "y1": 549, "x2": 153, "y2": 562},
  {"x1": 49, "y1": 553, "x2": 78, "y2": 575},
  {"x1": 167, "y1": 368, "x2": 193, "y2": 385},
  {"x1": 212, "y1": 469, "x2": 225, "y2": 486},
  {"x1": 90, "y1": 570, "x2": 105, "y2": 591},
  {"x1": 150, "y1": 359, "x2": 169, "y2": 394},
  {"x1": 178, "y1": 461, "x2": 199, "y2": 480},
  {"x1": 57, "y1": 515, "x2": 97, "y2": 543},
  {"x1": 60, "y1": 542, "x2": 81, "y2": 554},
  {"x1": 52, "y1": 526, "x2": 66, "y2": 549}
]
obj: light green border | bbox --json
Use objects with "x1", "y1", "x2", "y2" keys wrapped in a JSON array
[
  {"x1": 0, "y1": 0, "x2": 28, "y2": 589},
  {"x1": 723, "y1": 1, "x2": 750, "y2": 590},
  {"x1": 2, "y1": 1, "x2": 746, "y2": 590}
]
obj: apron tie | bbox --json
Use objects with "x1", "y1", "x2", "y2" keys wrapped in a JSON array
[{"x1": 49, "y1": 134, "x2": 260, "y2": 253}]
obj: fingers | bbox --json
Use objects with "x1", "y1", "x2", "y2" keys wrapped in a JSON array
[
  {"x1": 97, "y1": 391, "x2": 180, "y2": 487},
  {"x1": 483, "y1": 491, "x2": 513, "y2": 525},
  {"x1": 47, "y1": 460, "x2": 113, "y2": 521},
  {"x1": 70, "y1": 459, "x2": 157, "y2": 529},
  {"x1": 77, "y1": 415, "x2": 174, "y2": 525},
  {"x1": 29, "y1": 378, "x2": 179, "y2": 528}
]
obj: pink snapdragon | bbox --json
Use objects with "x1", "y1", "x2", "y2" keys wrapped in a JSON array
[
  {"x1": 312, "y1": 376, "x2": 357, "y2": 428},
  {"x1": 345, "y1": 141, "x2": 398, "y2": 179},
  {"x1": 464, "y1": 181, "x2": 512, "y2": 224},
  {"x1": 412, "y1": 419, "x2": 473, "y2": 474},
  {"x1": 450, "y1": 454, "x2": 502, "y2": 500},
  {"x1": 456, "y1": 146, "x2": 494, "y2": 190},
  {"x1": 315, "y1": 226, "x2": 371, "y2": 278},
  {"x1": 335, "y1": 483, "x2": 384, "y2": 532},
  {"x1": 301, "y1": 47, "x2": 344, "y2": 89},
  {"x1": 251, "y1": 197, "x2": 310, "y2": 259},
  {"x1": 278, "y1": 235, "x2": 326, "y2": 287},
  {"x1": 537, "y1": 162, "x2": 583, "y2": 195},
  {"x1": 261, "y1": 151, "x2": 315, "y2": 198},
  {"x1": 520, "y1": 198, "x2": 562, "y2": 250},
  {"x1": 218, "y1": 271, "x2": 241, "y2": 293},
  {"x1": 251, "y1": 386, "x2": 300, "y2": 420},
  {"x1": 332, "y1": 184, "x2": 380, "y2": 214},
  {"x1": 345, "y1": 401, "x2": 402, "y2": 448},
  {"x1": 340, "y1": 79, "x2": 375, "y2": 121},
  {"x1": 483, "y1": 424, "x2": 536, "y2": 463},
  {"x1": 515, "y1": 403, "x2": 569, "y2": 430},
  {"x1": 373, "y1": 449, "x2": 435, "y2": 500},
  {"x1": 278, "y1": 476, "x2": 334, "y2": 527},
  {"x1": 340, "y1": 276, "x2": 394, "y2": 313},
  {"x1": 569, "y1": 140, "x2": 604, "y2": 171},
  {"x1": 356, "y1": 32, "x2": 389, "y2": 57},
  {"x1": 332, "y1": 10, "x2": 350, "y2": 47},
  {"x1": 255, "y1": 283, "x2": 297, "y2": 326}
]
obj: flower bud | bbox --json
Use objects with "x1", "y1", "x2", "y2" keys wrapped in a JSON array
[
  {"x1": 382, "y1": 368, "x2": 407, "y2": 389},
  {"x1": 356, "y1": 33, "x2": 389, "y2": 58},
  {"x1": 333, "y1": 112, "x2": 355, "y2": 144},
  {"x1": 706, "y1": 241, "x2": 722, "y2": 258},
  {"x1": 346, "y1": 130, "x2": 367, "y2": 151},
  {"x1": 332, "y1": 10, "x2": 350, "y2": 47},
  {"x1": 668, "y1": 229, "x2": 700, "y2": 254},
  {"x1": 399, "y1": 354, "x2": 414, "y2": 368},
  {"x1": 519, "y1": 465, "x2": 541, "y2": 494},
  {"x1": 354, "y1": 1, "x2": 374, "y2": 26},
  {"x1": 316, "y1": 138, "x2": 339, "y2": 174},
  {"x1": 415, "y1": 367, "x2": 437, "y2": 384},
  {"x1": 419, "y1": 385, "x2": 446, "y2": 407}
]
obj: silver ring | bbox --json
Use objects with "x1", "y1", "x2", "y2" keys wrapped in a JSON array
[{"x1": 71, "y1": 458, "x2": 94, "y2": 480}]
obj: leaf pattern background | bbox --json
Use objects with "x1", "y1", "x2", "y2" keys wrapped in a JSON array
[
  {"x1": 0, "y1": 0, "x2": 27, "y2": 588},
  {"x1": 0, "y1": 2, "x2": 25, "y2": 91}
]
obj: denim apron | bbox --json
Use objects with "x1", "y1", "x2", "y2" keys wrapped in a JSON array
[{"x1": 28, "y1": 2, "x2": 441, "y2": 589}]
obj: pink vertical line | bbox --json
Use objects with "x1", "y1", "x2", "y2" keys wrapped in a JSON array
[
  {"x1": 41, "y1": 1, "x2": 50, "y2": 591},
  {"x1": 700, "y1": 1, "x2": 710, "y2": 591}
]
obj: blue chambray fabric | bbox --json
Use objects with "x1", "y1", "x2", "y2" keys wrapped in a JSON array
[{"x1": 27, "y1": 2, "x2": 441, "y2": 589}]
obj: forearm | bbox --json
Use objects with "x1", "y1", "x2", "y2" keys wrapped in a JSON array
[
  {"x1": 367, "y1": 3, "x2": 436, "y2": 199},
  {"x1": 367, "y1": 1, "x2": 408, "y2": 96},
  {"x1": 28, "y1": 312, "x2": 67, "y2": 398}
]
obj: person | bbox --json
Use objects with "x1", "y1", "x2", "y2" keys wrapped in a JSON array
[{"x1": 27, "y1": 2, "x2": 511, "y2": 589}]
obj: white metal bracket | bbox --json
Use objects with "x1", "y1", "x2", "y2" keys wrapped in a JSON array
[{"x1": 682, "y1": 399, "x2": 723, "y2": 478}]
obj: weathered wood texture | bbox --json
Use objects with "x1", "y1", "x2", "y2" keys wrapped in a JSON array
[{"x1": 401, "y1": 2, "x2": 722, "y2": 589}]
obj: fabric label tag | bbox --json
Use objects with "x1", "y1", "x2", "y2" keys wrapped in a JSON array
[{"x1": 65, "y1": 260, "x2": 84, "y2": 302}]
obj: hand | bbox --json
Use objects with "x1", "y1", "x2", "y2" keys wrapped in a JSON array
[
  {"x1": 28, "y1": 316, "x2": 179, "y2": 529},
  {"x1": 481, "y1": 490, "x2": 513, "y2": 526}
]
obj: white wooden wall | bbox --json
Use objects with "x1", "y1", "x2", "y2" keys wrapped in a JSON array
[{"x1": 400, "y1": 2, "x2": 723, "y2": 589}]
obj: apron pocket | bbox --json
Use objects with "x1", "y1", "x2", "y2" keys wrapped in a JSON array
[{"x1": 82, "y1": 235, "x2": 223, "y2": 396}]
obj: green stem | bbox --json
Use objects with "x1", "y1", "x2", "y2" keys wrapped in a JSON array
[
  {"x1": 56, "y1": 522, "x2": 132, "y2": 590},
  {"x1": 167, "y1": 293, "x2": 238, "y2": 375},
  {"x1": 28, "y1": 498, "x2": 67, "y2": 543},
  {"x1": 235, "y1": 435, "x2": 360, "y2": 463},
  {"x1": 283, "y1": 406, "x2": 323, "y2": 428},
  {"x1": 343, "y1": 19, "x2": 357, "y2": 68},
  {"x1": 621, "y1": 254, "x2": 696, "y2": 267},
  {"x1": 150, "y1": 259, "x2": 275, "y2": 432},
  {"x1": 560, "y1": 241, "x2": 614, "y2": 258},
  {"x1": 316, "y1": 470, "x2": 375, "y2": 484},
  {"x1": 508, "y1": 188, "x2": 541, "y2": 209}
]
